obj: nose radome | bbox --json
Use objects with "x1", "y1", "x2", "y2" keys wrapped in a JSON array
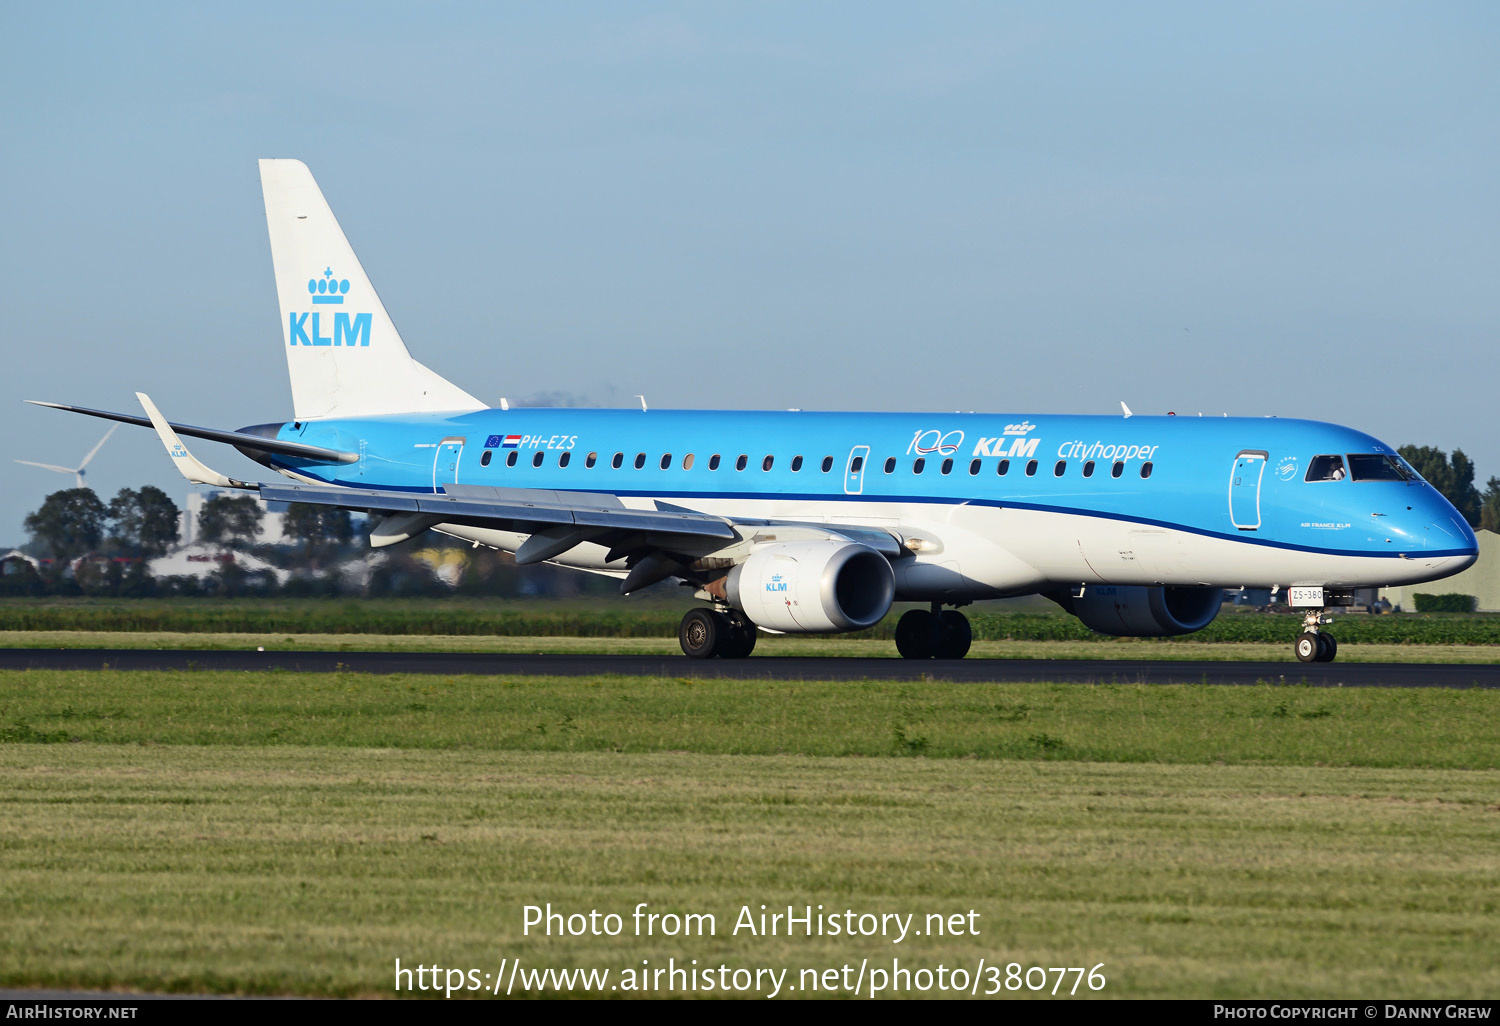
[{"x1": 1425, "y1": 509, "x2": 1479, "y2": 568}]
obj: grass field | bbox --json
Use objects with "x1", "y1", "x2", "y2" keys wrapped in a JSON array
[
  {"x1": 4, "y1": 671, "x2": 1499, "y2": 766},
  {"x1": 2, "y1": 670, "x2": 1499, "y2": 999},
  {"x1": 4, "y1": 747, "x2": 1496, "y2": 999}
]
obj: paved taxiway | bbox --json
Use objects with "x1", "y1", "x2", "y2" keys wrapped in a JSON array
[{"x1": 0, "y1": 649, "x2": 1495, "y2": 686}]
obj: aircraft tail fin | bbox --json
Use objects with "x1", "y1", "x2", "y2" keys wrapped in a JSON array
[{"x1": 259, "y1": 159, "x2": 484, "y2": 420}]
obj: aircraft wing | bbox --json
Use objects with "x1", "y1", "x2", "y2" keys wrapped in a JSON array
[{"x1": 259, "y1": 480, "x2": 903, "y2": 591}]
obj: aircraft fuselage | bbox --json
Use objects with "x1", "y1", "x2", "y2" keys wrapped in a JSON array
[{"x1": 247, "y1": 408, "x2": 1478, "y2": 598}]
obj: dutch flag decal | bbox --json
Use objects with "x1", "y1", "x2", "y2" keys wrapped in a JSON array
[{"x1": 501, "y1": 435, "x2": 522, "y2": 449}]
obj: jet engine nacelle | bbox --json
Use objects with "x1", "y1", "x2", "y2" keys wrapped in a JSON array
[
  {"x1": 727, "y1": 540, "x2": 895, "y2": 634},
  {"x1": 1055, "y1": 585, "x2": 1223, "y2": 637}
]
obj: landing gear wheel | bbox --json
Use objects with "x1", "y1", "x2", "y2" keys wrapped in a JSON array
[
  {"x1": 1294, "y1": 632, "x2": 1321, "y2": 663},
  {"x1": 896, "y1": 609, "x2": 973, "y2": 659},
  {"x1": 895, "y1": 610, "x2": 934, "y2": 659},
  {"x1": 1315, "y1": 634, "x2": 1337, "y2": 662},
  {"x1": 719, "y1": 610, "x2": 758, "y2": 659},
  {"x1": 937, "y1": 610, "x2": 972, "y2": 660},
  {"x1": 680, "y1": 608, "x2": 727, "y2": 659}
]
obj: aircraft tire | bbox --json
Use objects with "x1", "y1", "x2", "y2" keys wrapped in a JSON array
[
  {"x1": 720, "y1": 611, "x2": 758, "y2": 659},
  {"x1": 1294, "y1": 632, "x2": 1321, "y2": 663},
  {"x1": 1316, "y1": 634, "x2": 1337, "y2": 662},
  {"x1": 680, "y1": 608, "x2": 727, "y2": 659},
  {"x1": 938, "y1": 610, "x2": 972, "y2": 659},
  {"x1": 895, "y1": 609, "x2": 934, "y2": 659}
]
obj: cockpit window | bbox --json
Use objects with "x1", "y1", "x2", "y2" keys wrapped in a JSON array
[
  {"x1": 1305, "y1": 455, "x2": 1346, "y2": 482},
  {"x1": 1347, "y1": 453, "x2": 1412, "y2": 482}
]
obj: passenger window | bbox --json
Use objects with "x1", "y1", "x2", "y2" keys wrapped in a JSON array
[
  {"x1": 1082, "y1": 460, "x2": 1095, "y2": 478},
  {"x1": 850, "y1": 456, "x2": 864, "y2": 473},
  {"x1": 559, "y1": 451, "x2": 570, "y2": 468},
  {"x1": 969, "y1": 458, "x2": 981, "y2": 476},
  {"x1": 709, "y1": 454, "x2": 721, "y2": 470},
  {"x1": 884, "y1": 457, "x2": 896, "y2": 474},
  {"x1": 941, "y1": 458, "x2": 953, "y2": 475},
  {"x1": 912, "y1": 458, "x2": 926, "y2": 474},
  {"x1": 1346, "y1": 454, "x2": 1409, "y2": 482},
  {"x1": 682, "y1": 453, "x2": 695, "y2": 470},
  {"x1": 1141, "y1": 462, "x2": 1153, "y2": 479},
  {"x1": 1305, "y1": 455, "x2": 1346, "y2": 482},
  {"x1": 1054, "y1": 460, "x2": 1066, "y2": 477},
  {"x1": 611, "y1": 452, "x2": 624, "y2": 469},
  {"x1": 762, "y1": 455, "x2": 774, "y2": 471},
  {"x1": 532, "y1": 451, "x2": 544, "y2": 468},
  {"x1": 736, "y1": 454, "x2": 748, "y2": 471},
  {"x1": 997, "y1": 459, "x2": 1009, "y2": 476},
  {"x1": 634, "y1": 453, "x2": 646, "y2": 469},
  {"x1": 1111, "y1": 461, "x2": 1124, "y2": 478},
  {"x1": 791, "y1": 455, "x2": 802, "y2": 472},
  {"x1": 821, "y1": 456, "x2": 834, "y2": 473},
  {"x1": 660, "y1": 454, "x2": 672, "y2": 470},
  {"x1": 506, "y1": 451, "x2": 518, "y2": 468},
  {"x1": 585, "y1": 451, "x2": 597, "y2": 468},
  {"x1": 480, "y1": 450, "x2": 493, "y2": 467},
  {"x1": 1025, "y1": 460, "x2": 1038, "y2": 476}
]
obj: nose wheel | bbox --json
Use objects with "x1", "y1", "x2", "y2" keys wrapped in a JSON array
[{"x1": 1293, "y1": 609, "x2": 1338, "y2": 663}]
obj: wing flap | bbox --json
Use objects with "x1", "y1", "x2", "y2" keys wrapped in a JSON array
[{"x1": 257, "y1": 482, "x2": 739, "y2": 542}]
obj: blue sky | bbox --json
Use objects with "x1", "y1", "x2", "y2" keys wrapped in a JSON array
[{"x1": 2, "y1": 2, "x2": 1496, "y2": 543}]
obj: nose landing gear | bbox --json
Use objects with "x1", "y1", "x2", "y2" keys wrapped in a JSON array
[{"x1": 1293, "y1": 608, "x2": 1338, "y2": 663}]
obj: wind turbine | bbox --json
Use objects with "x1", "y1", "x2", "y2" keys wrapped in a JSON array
[{"x1": 16, "y1": 424, "x2": 118, "y2": 489}]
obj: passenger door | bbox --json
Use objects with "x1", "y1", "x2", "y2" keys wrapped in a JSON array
[{"x1": 1229, "y1": 450, "x2": 1267, "y2": 530}]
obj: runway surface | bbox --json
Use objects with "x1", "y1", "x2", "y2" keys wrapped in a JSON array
[{"x1": 1, "y1": 648, "x2": 1496, "y2": 687}]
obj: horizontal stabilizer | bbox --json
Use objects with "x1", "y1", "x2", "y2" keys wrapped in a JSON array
[{"x1": 26, "y1": 400, "x2": 358, "y2": 464}]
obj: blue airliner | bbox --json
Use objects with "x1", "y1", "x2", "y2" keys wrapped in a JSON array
[{"x1": 31, "y1": 160, "x2": 1478, "y2": 662}]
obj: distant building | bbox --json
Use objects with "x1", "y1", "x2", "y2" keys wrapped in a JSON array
[
  {"x1": 149, "y1": 544, "x2": 287, "y2": 584},
  {"x1": 178, "y1": 491, "x2": 289, "y2": 546},
  {"x1": 0, "y1": 549, "x2": 40, "y2": 572},
  {"x1": 1381, "y1": 529, "x2": 1500, "y2": 612}
]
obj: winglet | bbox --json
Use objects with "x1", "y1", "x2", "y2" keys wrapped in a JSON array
[
  {"x1": 136, "y1": 393, "x2": 258, "y2": 490},
  {"x1": 1120, "y1": 401, "x2": 1133, "y2": 419}
]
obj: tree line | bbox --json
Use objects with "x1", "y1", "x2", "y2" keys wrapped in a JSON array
[
  {"x1": 18, "y1": 488, "x2": 354, "y2": 562},
  {"x1": 3, "y1": 487, "x2": 610, "y2": 600}
]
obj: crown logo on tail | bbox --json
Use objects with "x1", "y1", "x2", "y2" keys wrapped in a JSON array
[{"x1": 308, "y1": 267, "x2": 350, "y2": 305}]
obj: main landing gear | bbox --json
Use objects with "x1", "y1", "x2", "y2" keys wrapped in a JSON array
[
  {"x1": 895, "y1": 605, "x2": 972, "y2": 660},
  {"x1": 679, "y1": 607, "x2": 758, "y2": 659},
  {"x1": 1293, "y1": 608, "x2": 1338, "y2": 663}
]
